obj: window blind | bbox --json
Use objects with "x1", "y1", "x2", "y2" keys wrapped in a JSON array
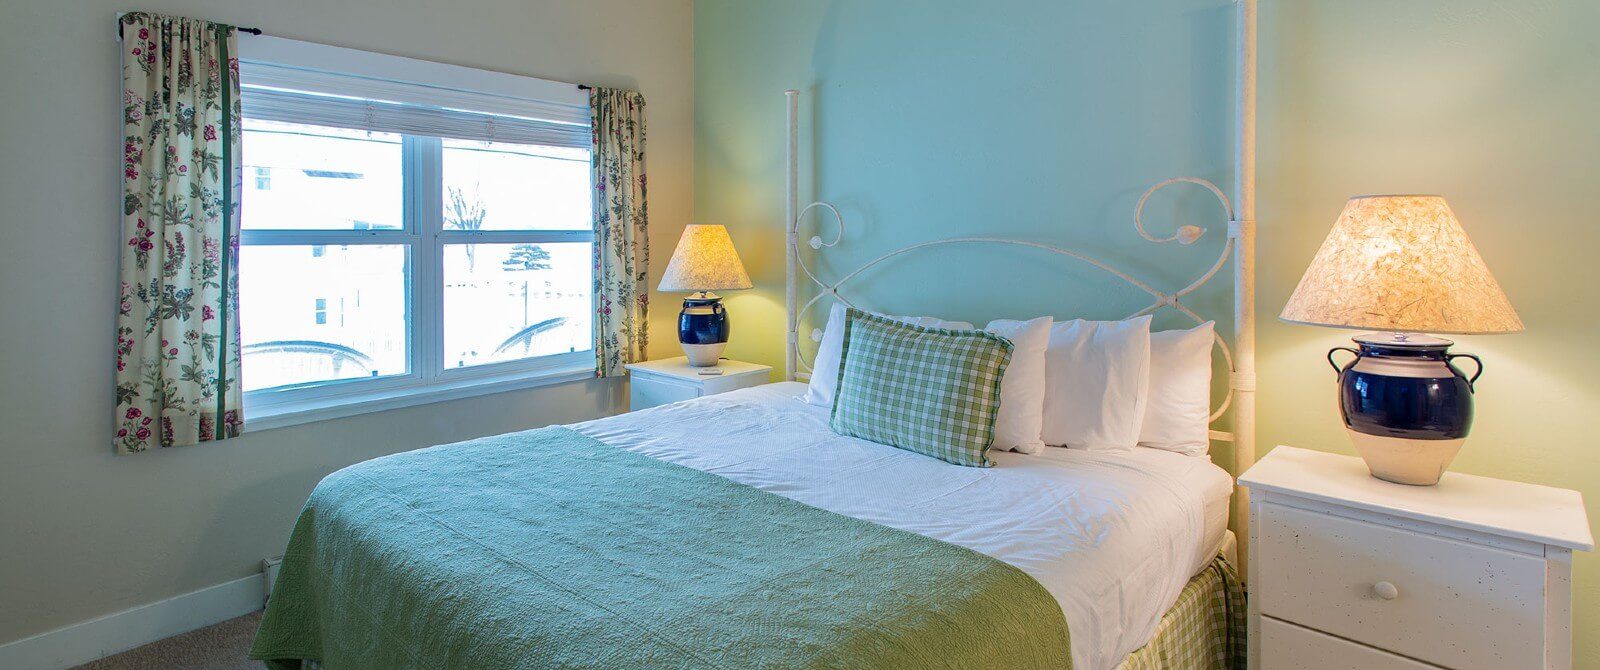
[{"x1": 242, "y1": 85, "x2": 591, "y2": 149}]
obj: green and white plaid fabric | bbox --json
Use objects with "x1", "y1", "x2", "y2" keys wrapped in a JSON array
[
  {"x1": 1118, "y1": 556, "x2": 1248, "y2": 670},
  {"x1": 829, "y1": 309, "x2": 1013, "y2": 467}
]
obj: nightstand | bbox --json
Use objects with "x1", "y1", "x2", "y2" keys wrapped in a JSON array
[
  {"x1": 624, "y1": 357, "x2": 772, "y2": 411},
  {"x1": 1240, "y1": 446, "x2": 1592, "y2": 670}
]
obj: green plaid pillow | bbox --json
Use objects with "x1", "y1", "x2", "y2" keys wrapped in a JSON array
[{"x1": 830, "y1": 309, "x2": 1014, "y2": 467}]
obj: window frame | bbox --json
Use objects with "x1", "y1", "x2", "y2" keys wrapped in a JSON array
[{"x1": 237, "y1": 36, "x2": 597, "y2": 431}]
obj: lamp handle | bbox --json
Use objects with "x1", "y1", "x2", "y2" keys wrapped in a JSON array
[
  {"x1": 1446, "y1": 352, "x2": 1483, "y2": 391},
  {"x1": 1327, "y1": 346, "x2": 1360, "y2": 377}
]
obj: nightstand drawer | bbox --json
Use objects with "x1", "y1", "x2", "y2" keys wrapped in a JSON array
[
  {"x1": 1260, "y1": 617, "x2": 1437, "y2": 669},
  {"x1": 1257, "y1": 502, "x2": 1545, "y2": 670},
  {"x1": 626, "y1": 358, "x2": 773, "y2": 411},
  {"x1": 629, "y1": 373, "x2": 702, "y2": 409}
]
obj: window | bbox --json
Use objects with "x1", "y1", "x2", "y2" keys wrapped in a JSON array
[{"x1": 237, "y1": 36, "x2": 595, "y2": 425}]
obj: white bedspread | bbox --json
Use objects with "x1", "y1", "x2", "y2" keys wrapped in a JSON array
[{"x1": 570, "y1": 382, "x2": 1234, "y2": 670}]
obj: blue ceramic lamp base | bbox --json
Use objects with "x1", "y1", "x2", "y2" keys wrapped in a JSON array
[
  {"x1": 1331, "y1": 332, "x2": 1483, "y2": 486},
  {"x1": 678, "y1": 292, "x2": 730, "y2": 367}
]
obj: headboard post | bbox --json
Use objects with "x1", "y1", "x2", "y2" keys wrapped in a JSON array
[
  {"x1": 1231, "y1": 0, "x2": 1259, "y2": 579},
  {"x1": 784, "y1": 89, "x2": 800, "y2": 382}
]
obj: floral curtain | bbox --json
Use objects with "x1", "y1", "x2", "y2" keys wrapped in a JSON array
[
  {"x1": 590, "y1": 88, "x2": 650, "y2": 377},
  {"x1": 114, "y1": 13, "x2": 243, "y2": 452}
]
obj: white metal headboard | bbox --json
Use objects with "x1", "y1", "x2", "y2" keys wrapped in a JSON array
[
  {"x1": 781, "y1": 0, "x2": 1259, "y2": 568},
  {"x1": 784, "y1": 181, "x2": 1240, "y2": 436}
]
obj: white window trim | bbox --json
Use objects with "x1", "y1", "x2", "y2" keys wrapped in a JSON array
[
  {"x1": 245, "y1": 352, "x2": 595, "y2": 432},
  {"x1": 237, "y1": 35, "x2": 589, "y2": 125},
  {"x1": 238, "y1": 36, "x2": 599, "y2": 432}
]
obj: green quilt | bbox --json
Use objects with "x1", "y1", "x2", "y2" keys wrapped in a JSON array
[{"x1": 250, "y1": 427, "x2": 1071, "y2": 669}]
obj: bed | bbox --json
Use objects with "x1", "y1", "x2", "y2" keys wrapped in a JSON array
[
  {"x1": 251, "y1": 384, "x2": 1244, "y2": 669},
  {"x1": 252, "y1": 0, "x2": 1261, "y2": 665}
]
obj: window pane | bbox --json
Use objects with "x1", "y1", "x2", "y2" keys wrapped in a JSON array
[
  {"x1": 242, "y1": 118, "x2": 403, "y2": 230},
  {"x1": 443, "y1": 242, "x2": 592, "y2": 368},
  {"x1": 442, "y1": 139, "x2": 591, "y2": 231},
  {"x1": 240, "y1": 245, "x2": 409, "y2": 390}
]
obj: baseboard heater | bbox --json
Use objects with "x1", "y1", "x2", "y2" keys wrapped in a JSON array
[{"x1": 262, "y1": 556, "x2": 283, "y2": 605}]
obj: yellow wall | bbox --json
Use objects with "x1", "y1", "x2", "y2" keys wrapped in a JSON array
[{"x1": 1258, "y1": 1, "x2": 1600, "y2": 658}]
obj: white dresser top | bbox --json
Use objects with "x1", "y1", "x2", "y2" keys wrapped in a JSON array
[
  {"x1": 625, "y1": 357, "x2": 772, "y2": 381},
  {"x1": 1241, "y1": 446, "x2": 1593, "y2": 551}
]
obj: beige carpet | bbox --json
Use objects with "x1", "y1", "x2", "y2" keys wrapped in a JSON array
[{"x1": 70, "y1": 611, "x2": 263, "y2": 670}]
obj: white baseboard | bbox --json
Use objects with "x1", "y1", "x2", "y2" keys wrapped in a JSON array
[{"x1": 0, "y1": 573, "x2": 265, "y2": 670}]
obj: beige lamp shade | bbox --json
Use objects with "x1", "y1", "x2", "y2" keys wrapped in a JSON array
[
  {"x1": 1280, "y1": 195, "x2": 1522, "y2": 334},
  {"x1": 658, "y1": 224, "x2": 753, "y2": 293}
]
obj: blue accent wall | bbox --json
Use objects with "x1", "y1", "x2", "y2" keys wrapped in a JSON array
[{"x1": 697, "y1": 1, "x2": 1235, "y2": 334}]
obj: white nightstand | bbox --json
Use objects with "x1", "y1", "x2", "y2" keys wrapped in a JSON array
[
  {"x1": 624, "y1": 357, "x2": 772, "y2": 411},
  {"x1": 1240, "y1": 446, "x2": 1592, "y2": 670}
]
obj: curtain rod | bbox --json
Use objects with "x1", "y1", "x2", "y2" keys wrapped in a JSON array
[
  {"x1": 123, "y1": 19, "x2": 591, "y2": 91},
  {"x1": 116, "y1": 21, "x2": 263, "y2": 38}
]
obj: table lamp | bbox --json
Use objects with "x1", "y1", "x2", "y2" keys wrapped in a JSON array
[
  {"x1": 659, "y1": 224, "x2": 753, "y2": 366},
  {"x1": 1280, "y1": 195, "x2": 1523, "y2": 485}
]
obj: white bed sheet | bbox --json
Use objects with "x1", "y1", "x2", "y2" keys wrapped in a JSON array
[{"x1": 570, "y1": 382, "x2": 1234, "y2": 670}]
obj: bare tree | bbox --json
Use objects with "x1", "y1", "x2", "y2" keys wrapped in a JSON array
[{"x1": 444, "y1": 186, "x2": 488, "y2": 270}]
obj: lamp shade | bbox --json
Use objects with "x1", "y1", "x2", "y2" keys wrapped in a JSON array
[
  {"x1": 1280, "y1": 195, "x2": 1522, "y2": 334},
  {"x1": 658, "y1": 224, "x2": 753, "y2": 292}
]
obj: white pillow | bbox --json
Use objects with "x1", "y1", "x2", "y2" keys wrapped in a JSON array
[
  {"x1": 982, "y1": 316, "x2": 1053, "y2": 455},
  {"x1": 1040, "y1": 316, "x2": 1152, "y2": 451},
  {"x1": 803, "y1": 303, "x2": 972, "y2": 408},
  {"x1": 1139, "y1": 322, "x2": 1215, "y2": 456}
]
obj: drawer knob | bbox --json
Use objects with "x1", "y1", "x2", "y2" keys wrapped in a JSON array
[{"x1": 1373, "y1": 581, "x2": 1399, "y2": 600}]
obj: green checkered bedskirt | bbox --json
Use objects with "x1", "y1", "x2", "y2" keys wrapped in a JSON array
[{"x1": 1117, "y1": 556, "x2": 1248, "y2": 670}]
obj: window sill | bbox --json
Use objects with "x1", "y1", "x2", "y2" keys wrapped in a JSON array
[{"x1": 244, "y1": 362, "x2": 598, "y2": 433}]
